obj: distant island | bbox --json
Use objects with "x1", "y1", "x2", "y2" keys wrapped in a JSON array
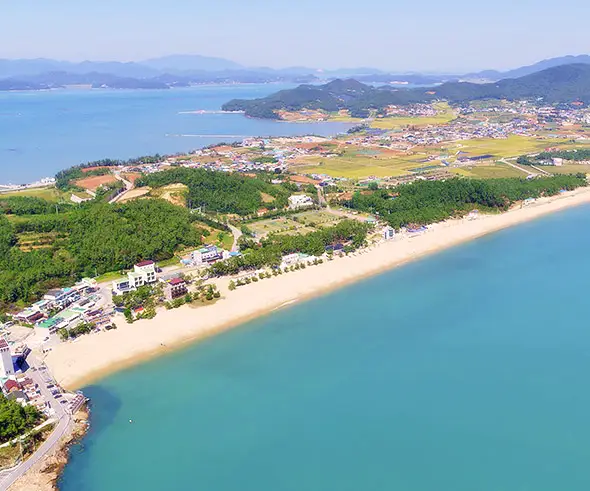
[
  {"x1": 222, "y1": 64, "x2": 590, "y2": 119},
  {"x1": 4, "y1": 54, "x2": 590, "y2": 92}
]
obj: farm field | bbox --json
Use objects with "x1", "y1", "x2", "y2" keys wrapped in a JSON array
[
  {"x1": 370, "y1": 102, "x2": 456, "y2": 129},
  {"x1": 74, "y1": 174, "x2": 118, "y2": 191},
  {"x1": 17, "y1": 231, "x2": 64, "y2": 252},
  {"x1": 541, "y1": 164, "x2": 590, "y2": 175},
  {"x1": 293, "y1": 149, "x2": 429, "y2": 178},
  {"x1": 450, "y1": 163, "x2": 526, "y2": 179},
  {"x1": 451, "y1": 136, "x2": 569, "y2": 159}
]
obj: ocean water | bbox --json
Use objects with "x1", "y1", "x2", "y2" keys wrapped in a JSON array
[
  {"x1": 60, "y1": 204, "x2": 590, "y2": 491},
  {"x1": 0, "y1": 84, "x2": 352, "y2": 184}
]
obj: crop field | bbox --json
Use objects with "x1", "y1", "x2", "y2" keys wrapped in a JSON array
[
  {"x1": 451, "y1": 136, "x2": 570, "y2": 159},
  {"x1": 371, "y1": 103, "x2": 456, "y2": 129},
  {"x1": 541, "y1": 164, "x2": 590, "y2": 175},
  {"x1": 450, "y1": 163, "x2": 525, "y2": 179}
]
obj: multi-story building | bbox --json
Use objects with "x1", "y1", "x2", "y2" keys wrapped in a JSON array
[
  {"x1": 164, "y1": 278, "x2": 188, "y2": 301},
  {"x1": 191, "y1": 246, "x2": 223, "y2": 265},
  {"x1": 112, "y1": 260, "x2": 158, "y2": 295},
  {"x1": 0, "y1": 337, "x2": 15, "y2": 378}
]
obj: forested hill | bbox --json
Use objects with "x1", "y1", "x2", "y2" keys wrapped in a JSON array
[{"x1": 222, "y1": 64, "x2": 590, "y2": 119}]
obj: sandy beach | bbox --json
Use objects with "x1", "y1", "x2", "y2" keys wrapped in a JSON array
[{"x1": 44, "y1": 186, "x2": 590, "y2": 390}]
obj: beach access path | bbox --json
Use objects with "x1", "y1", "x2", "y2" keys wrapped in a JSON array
[{"x1": 44, "y1": 185, "x2": 590, "y2": 391}]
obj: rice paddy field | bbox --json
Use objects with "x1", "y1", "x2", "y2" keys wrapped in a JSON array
[
  {"x1": 450, "y1": 135, "x2": 569, "y2": 159},
  {"x1": 294, "y1": 148, "x2": 431, "y2": 178}
]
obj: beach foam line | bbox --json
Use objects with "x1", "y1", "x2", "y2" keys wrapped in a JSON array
[{"x1": 44, "y1": 185, "x2": 590, "y2": 390}]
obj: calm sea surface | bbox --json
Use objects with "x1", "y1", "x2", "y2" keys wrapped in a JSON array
[
  {"x1": 0, "y1": 84, "x2": 352, "y2": 184},
  {"x1": 61, "y1": 204, "x2": 590, "y2": 491}
]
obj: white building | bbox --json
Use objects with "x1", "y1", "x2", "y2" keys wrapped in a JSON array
[
  {"x1": 112, "y1": 260, "x2": 158, "y2": 295},
  {"x1": 383, "y1": 226, "x2": 395, "y2": 240},
  {"x1": 191, "y1": 246, "x2": 223, "y2": 265},
  {"x1": 0, "y1": 338, "x2": 14, "y2": 378},
  {"x1": 288, "y1": 194, "x2": 314, "y2": 210}
]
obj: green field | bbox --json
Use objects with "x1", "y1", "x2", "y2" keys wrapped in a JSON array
[{"x1": 0, "y1": 186, "x2": 68, "y2": 202}]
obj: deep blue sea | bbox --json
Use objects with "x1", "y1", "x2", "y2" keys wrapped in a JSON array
[
  {"x1": 0, "y1": 84, "x2": 352, "y2": 184},
  {"x1": 60, "y1": 204, "x2": 590, "y2": 491}
]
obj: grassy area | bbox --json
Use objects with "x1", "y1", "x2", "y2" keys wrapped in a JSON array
[
  {"x1": 157, "y1": 257, "x2": 181, "y2": 268},
  {"x1": 0, "y1": 186, "x2": 68, "y2": 202},
  {"x1": 248, "y1": 210, "x2": 344, "y2": 237},
  {"x1": 95, "y1": 271, "x2": 126, "y2": 284},
  {"x1": 292, "y1": 210, "x2": 342, "y2": 227}
]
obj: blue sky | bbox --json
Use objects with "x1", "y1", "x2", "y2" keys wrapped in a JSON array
[{"x1": 3, "y1": 0, "x2": 590, "y2": 72}]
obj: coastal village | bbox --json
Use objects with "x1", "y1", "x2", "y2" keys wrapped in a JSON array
[{"x1": 2, "y1": 96, "x2": 590, "y2": 488}]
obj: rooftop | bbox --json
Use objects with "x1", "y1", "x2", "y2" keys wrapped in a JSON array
[{"x1": 135, "y1": 260, "x2": 155, "y2": 267}]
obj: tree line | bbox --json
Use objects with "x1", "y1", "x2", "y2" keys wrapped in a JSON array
[
  {"x1": 339, "y1": 175, "x2": 586, "y2": 229},
  {"x1": 517, "y1": 148, "x2": 590, "y2": 166}
]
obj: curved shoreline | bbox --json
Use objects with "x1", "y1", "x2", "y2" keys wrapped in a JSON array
[{"x1": 45, "y1": 185, "x2": 590, "y2": 390}]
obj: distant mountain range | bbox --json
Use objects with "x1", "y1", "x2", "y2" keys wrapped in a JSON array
[
  {"x1": 465, "y1": 55, "x2": 590, "y2": 81},
  {"x1": 222, "y1": 64, "x2": 590, "y2": 119},
  {"x1": 1, "y1": 54, "x2": 590, "y2": 91}
]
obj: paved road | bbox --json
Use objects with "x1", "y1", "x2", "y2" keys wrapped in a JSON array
[
  {"x1": 227, "y1": 223, "x2": 243, "y2": 252},
  {"x1": 0, "y1": 355, "x2": 72, "y2": 490}
]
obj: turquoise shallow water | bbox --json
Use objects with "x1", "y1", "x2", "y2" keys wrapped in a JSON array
[
  {"x1": 61, "y1": 205, "x2": 590, "y2": 491},
  {"x1": 0, "y1": 85, "x2": 352, "y2": 184}
]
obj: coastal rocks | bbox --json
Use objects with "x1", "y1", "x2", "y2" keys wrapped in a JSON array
[{"x1": 9, "y1": 406, "x2": 89, "y2": 491}]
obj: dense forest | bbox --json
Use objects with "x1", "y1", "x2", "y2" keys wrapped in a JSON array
[
  {"x1": 0, "y1": 394, "x2": 42, "y2": 443},
  {"x1": 222, "y1": 64, "x2": 590, "y2": 119},
  {"x1": 137, "y1": 168, "x2": 292, "y2": 215},
  {"x1": 209, "y1": 219, "x2": 369, "y2": 276},
  {"x1": 517, "y1": 148, "x2": 590, "y2": 166},
  {"x1": 0, "y1": 199, "x2": 204, "y2": 312},
  {"x1": 340, "y1": 175, "x2": 586, "y2": 228}
]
